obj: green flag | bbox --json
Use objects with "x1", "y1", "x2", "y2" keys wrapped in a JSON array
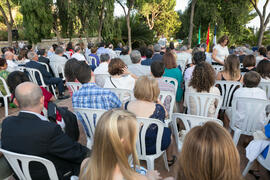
[{"x1": 198, "y1": 25, "x2": 201, "y2": 44}]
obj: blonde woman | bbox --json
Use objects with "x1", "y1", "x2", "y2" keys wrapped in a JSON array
[
  {"x1": 80, "y1": 109, "x2": 162, "y2": 180},
  {"x1": 216, "y1": 54, "x2": 243, "y2": 82},
  {"x1": 177, "y1": 122, "x2": 242, "y2": 180},
  {"x1": 124, "y1": 76, "x2": 176, "y2": 166}
]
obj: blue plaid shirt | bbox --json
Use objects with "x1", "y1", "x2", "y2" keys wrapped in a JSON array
[{"x1": 72, "y1": 82, "x2": 122, "y2": 136}]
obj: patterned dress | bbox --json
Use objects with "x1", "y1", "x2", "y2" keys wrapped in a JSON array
[{"x1": 0, "y1": 70, "x2": 9, "y2": 96}]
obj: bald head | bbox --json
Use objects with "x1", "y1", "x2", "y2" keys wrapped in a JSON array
[
  {"x1": 15, "y1": 82, "x2": 43, "y2": 109},
  {"x1": 5, "y1": 51, "x2": 14, "y2": 60}
]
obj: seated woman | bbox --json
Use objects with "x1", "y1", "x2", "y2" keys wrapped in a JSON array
[
  {"x1": 124, "y1": 76, "x2": 175, "y2": 165},
  {"x1": 80, "y1": 109, "x2": 161, "y2": 180},
  {"x1": 163, "y1": 52, "x2": 183, "y2": 103},
  {"x1": 177, "y1": 122, "x2": 242, "y2": 180},
  {"x1": 241, "y1": 55, "x2": 256, "y2": 73},
  {"x1": 185, "y1": 62, "x2": 220, "y2": 117},
  {"x1": 0, "y1": 58, "x2": 9, "y2": 96},
  {"x1": 89, "y1": 47, "x2": 100, "y2": 71},
  {"x1": 225, "y1": 71, "x2": 267, "y2": 129},
  {"x1": 216, "y1": 54, "x2": 243, "y2": 82},
  {"x1": 257, "y1": 59, "x2": 270, "y2": 82},
  {"x1": 104, "y1": 58, "x2": 136, "y2": 90}
]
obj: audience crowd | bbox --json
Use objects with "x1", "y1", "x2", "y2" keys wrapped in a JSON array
[{"x1": 0, "y1": 36, "x2": 270, "y2": 180}]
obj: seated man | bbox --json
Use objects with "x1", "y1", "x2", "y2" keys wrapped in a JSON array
[
  {"x1": 1, "y1": 82, "x2": 89, "y2": 179},
  {"x1": 25, "y1": 51, "x2": 69, "y2": 99},
  {"x1": 4, "y1": 51, "x2": 18, "y2": 72},
  {"x1": 72, "y1": 62, "x2": 122, "y2": 134},
  {"x1": 128, "y1": 50, "x2": 150, "y2": 77},
  {"x1": 50, "y1": 46, "x2": 68, "y2": 76},
  {"x1": 94, "y1": 53, "x2": 110, "y2": 87},
  {"x1": 141, "y1": 49, "x2": 154, "y2": 66}
]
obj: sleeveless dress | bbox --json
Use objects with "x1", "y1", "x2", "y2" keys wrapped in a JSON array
[{"x1": 124, "y1": 102, "x2": 171, "y2": 155}]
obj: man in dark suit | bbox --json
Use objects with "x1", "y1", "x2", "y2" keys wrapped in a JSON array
[
  {"x1": 151, "y1": 44, "x2": 163, "y2": 62},
  {"x1": 1, "y1": 82, "x2": 89, "y2": 179},
  {"x1": 25, "y1": 51, "x2": 68, "y2": 99},
  {"x1": 38, "y1": 49, "x2": 54, "y2": 76}
]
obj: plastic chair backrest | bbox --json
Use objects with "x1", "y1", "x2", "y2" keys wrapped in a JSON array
[
  {"x1": 136, "y1": 117, "x2": 165, "y2": 157},
  {"x1": 0, "y1": 148, "x2": 58, "y2": 180},
  {"x1": 215, "y1": 80, "x2": 242, "y2": 109},
  {"x1": 185, "y1": 92, "x2": 222, "y2": 118},
  {"x1": 114, "y1": 50, "x2": 121, "y2": 57},
  {"x1": 160, "y1": 77, "x2": 178, "y2": 94},
  {"x1": 73, "y1": 108, "x2": 106, "y2": 147},
  {"x1": 257, "y1": 149, "x2": 270, "y2": 171},
  {"x1": 230, "y1": 97, "x2": 270, "y2": 135},
  {"x1": 258, "y1": 82, "x2": 270, "y2": 99},
  {"x1": 212, "y1": 65, "x2": 224, "y2": 72},
  {"x1": 38, "y1": 62, "x2": 50, "y2": 72},
  {"x1": 0, "y1": 77, "x2": 11, "y2": 97},
  {"x1": 66, "y1": 82, "x2": 82, "y2": 93},
  {"x1": 159, "y1": 91, "x2": 175, "y2": 119},
  {"x1": 172, "y1": 113, "x2": 223, "y2": 151},
  {"x1": 95, "y1": 74, "x2": 110, "y2": 87},
  {"x1": 24, "y1": 68, "x2": 47, "y2": 87},
  {"x1": 105, "y1": 88, "x2": 135, "y2": 104}
]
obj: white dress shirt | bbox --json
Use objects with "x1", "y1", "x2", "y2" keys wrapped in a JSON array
[
  {"x1": 6, "y1": 60, "x2": 18, "y2": 72},
  {"x1": 71, "y1": 52, "x2": 86, "y2": 61},
  {"x1": 104, "y1": 75, "x2": 135, "y2": 90},
  {"x1": 94, "y1": 62, "x2": 109, "y2": 75},
  {"x1": 128, "y1": 64, "x2": 151, "y2": 77}
]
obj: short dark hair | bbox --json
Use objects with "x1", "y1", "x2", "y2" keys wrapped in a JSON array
[
  {"x1": 243, "y1": 71, "x2": 261, "y2": 88},
  {"x1": 52, "y1": 44, "x2": 58, "y2": 51},
  {"x1": 108, "y1": 58, "x2": 126, "y2": 75},
  {"x1": 99, "y1": 42, "x2": 106, "y2": 48},
  {"x1": 145, "y1": 49, "x2": 153, "y2": 59},
  {"x1": 0, "y1": 58, "x2": 7, "y2": 67},
  {"x1": 121, "y1": 46, "x2": 129, "y2": 55},
  {"x1": 64, "y1": 58, "x2": 80, "y2": 82},
  {"x1": 193, "y1": 51, "x2": 206, "y2": 65},
  {"x1": 7, "y1": 71, "x2": 30, "y2": 94},
  {"x1": 38, "y1": 49, "x2": 46, "y2": 56},
  {"x1": 169, "y1": 42, "x2": 175, "y2": 50},
  {"x1": 258, "y1": 47, "x2": 267, "y2": 56},
  {"x1": 257, "y1": 60, "x2": 270, "y2": 79},
  {"x1": 243, "y1": 55, "x2": 255, "y2": 67},
  {"x1": 151, "y1": 61, "x2": 165, "y2": 77},
  {"x1": 76, "y1": 62, "x2": 92, "y2": 84}
]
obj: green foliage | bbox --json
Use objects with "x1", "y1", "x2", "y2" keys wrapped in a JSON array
[
  {"x1": 177, "y1": 0, "x2": 256, "y2": 47},
  {"x1": 138, "y1": 0, "x2": 181, "y2": 38},
  {"x1": 119, "y1": 15, "x2": 155, "y2": 47},
  {"x1": 14, "y1": 0, "x2": 53, "y2": 44}
]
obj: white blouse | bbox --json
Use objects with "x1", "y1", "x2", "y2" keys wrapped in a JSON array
[
  {"x1": 103, "y1": 75, "x2": 135, "y2": 90},
  {"x1": 213, "y1": 44, "x2": 229, "y2": 63}
]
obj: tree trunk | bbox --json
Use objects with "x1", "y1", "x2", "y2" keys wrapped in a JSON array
[
  {"x1": 188, "y1": 0, "x2": 197, "y2": 49},
  {"x1": 54, "y1": 29, "x2": 62, "y2": 44},
  {"x1": 7, "y1": 24, "x2": 12, "y2": 46},
  {"x1": 98, "y1": 1, "x2": 106, "y2": 42},
  {"x1": 126, "y1": 14, "x2": 132, "y2": 50},
  {"x1": 98, "y1": 23, "x2": 103, "y2": 42},
  {"x1": 257, "y1": 23, "x2": 265, "y2": 47}
]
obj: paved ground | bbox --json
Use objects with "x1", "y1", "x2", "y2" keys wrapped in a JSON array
[{"x1": 0, "y1": 98, "x2": 270, "y2": 179}]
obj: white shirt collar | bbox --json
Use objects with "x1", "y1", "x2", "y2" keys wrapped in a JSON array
[{"x1": 20, "y1": 110, "x2": 49, "y2": 121}]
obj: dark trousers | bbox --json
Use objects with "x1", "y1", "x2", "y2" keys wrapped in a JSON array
[{"x1": 45, "y1": 78, "x2": 65, "y2": 95}]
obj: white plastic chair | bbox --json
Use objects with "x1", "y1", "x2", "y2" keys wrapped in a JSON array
[
  {"x1": 215, "y1": 80, "x2": 242, "y2": 110},
  {"x1": 0, "y1": 77, "x2": 11, "y2": 117},
  {"x1": 172, "y1": 113, "x2": 223, "y2": 152},
  {"x1": 114, "y1": 50, "x2": 121, "y2": 57},
  {"x1": 105, "y1": 88, "x2": 135, "y2": 104},
  {"x1": 230, "y1": 97, "x2": 270, "y2": 146},
  {"x1": 136, "y1": 117, "x2": 169, "y2": 171},
  {"x1": 160, "y1": 77, "x2": 178, "y2": 94},
  {"x1": 0, "y1": 148, "x2": 58, "y2": 180},
  {"x1": 159, "y1": 91, "x2": 175, "y2": 122},
  {"x1": 185, "y1": 92, "x2": 222, "y2": 118},
  {"x1": 38, "y1": 62, "x2": 50, "y2": 72},
  {"x1": 66, "y1": 82, "x2": 82, "y2": 94},
  {"x1": 73, "y1": 108, "x2": 106, "y2": 149},
  {"x1": 212, "y1": 65, "x2": 224, "y2": 73},
  {"x1": 243, "y1": 149, "x2": 270, "y2": 176},
  {"x1": 95, "y1": 74, "x2": 110, "y2": 87},
  {"x1": 24, "y1": 67, "x2": 57, "y2": 99},
  {"x1": 258, "y1": 81, "x2": 270, "y2": 99},
  {"x1": 49, "y1": 62, "x2": 65, "y2": 80}
]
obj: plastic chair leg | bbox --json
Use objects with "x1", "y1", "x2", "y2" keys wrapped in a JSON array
[
  {"x1": 162, "y1": 152, "x2": 170, "y2": 172},
  {"x1": 232, "y1": 130, "x2": 241, "y2": 146},
  {"x1": 146, "y1": 158, "x2": 155, "y2": 170},
  {"x1": 242, "y1": 160, "x2": 254, "y2": 176},
  {"x1": 4, "y1": 97, "x2": 8, "y2": 117}
]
